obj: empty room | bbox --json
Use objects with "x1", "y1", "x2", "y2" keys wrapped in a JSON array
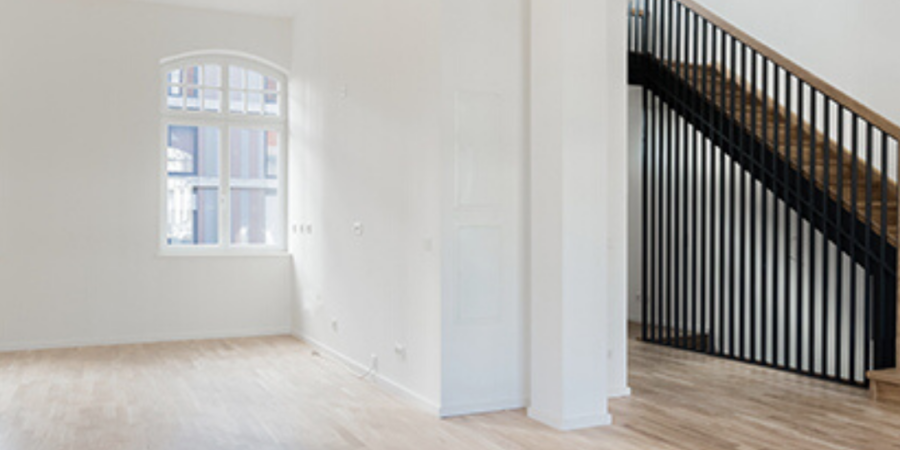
[{"x1": 1, "y1": 0, "x2": 899, "y2": 448}]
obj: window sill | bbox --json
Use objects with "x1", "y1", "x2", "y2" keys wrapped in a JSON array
[{"x1": 157, "y1": 249, "x2": 290, "y2": 258}]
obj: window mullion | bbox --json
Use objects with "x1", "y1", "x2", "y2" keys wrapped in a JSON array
[
  {"x1": 221, "y1": 124, "x2": 231, "y2": 249},
  {"x1": 223, "y1": 61, "x2": 231, "y2": 117}
]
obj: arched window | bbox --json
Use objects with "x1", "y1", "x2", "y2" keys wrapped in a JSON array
[{"x1": 160, "y1": 52, "x2": 287, "y2": 253}]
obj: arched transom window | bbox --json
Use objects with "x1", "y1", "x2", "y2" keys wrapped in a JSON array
[{"x1": 160, "y1": 53, "x2": 287, "y2": 253}]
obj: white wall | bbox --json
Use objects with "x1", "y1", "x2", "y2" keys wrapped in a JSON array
[
  {"x1": 439, "y1": 0, "x2": 528, "y2": 417},
  {"x1": 289, "y1": 0, "x2": 534, "y2": 416},
  {"x1": 695, "y1": 0, "x2": 900, "y2": 128},
  {"x1": 288, "y1": 0, "x2": 444, "y2": 411},
  {"x1": 0, "y1": 0, "x2": 293, "y2": 350}
]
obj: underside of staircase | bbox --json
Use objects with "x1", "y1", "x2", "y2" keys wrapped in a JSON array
[{"x1": 629, "y1": 0, "x2": 900, "y2": 400}]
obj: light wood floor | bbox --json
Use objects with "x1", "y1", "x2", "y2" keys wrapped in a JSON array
[{"x1": 2, "y1": 334, "x2": 900, "y2": 450}]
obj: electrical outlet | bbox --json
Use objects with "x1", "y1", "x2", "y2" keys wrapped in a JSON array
[
  {"x1": 394, "y1": 342, "x2": 407, "y2": 359},
  {"x1": 352, "y1": 222, "x2": 364, "y2": 236}
]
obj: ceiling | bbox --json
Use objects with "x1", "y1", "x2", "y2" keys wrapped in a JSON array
[{"x1": 130, "y1": 0, "x2": 301, "y2": 18}]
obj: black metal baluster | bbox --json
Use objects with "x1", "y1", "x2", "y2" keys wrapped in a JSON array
[
  {"x1": 750, "y1": 49, "x2": 759, "y2": 362},
  {"x1": 850, "y1": 114, "x2": 859, "y2": 382},
  {"x1": 701, "y1": 18, "x2": 710, "y2": 354},
  {"x1": 784, "y1": 73, "x2": 793, "y2": 369},
  {"x1": 877, "y1": 133, "x2": 890, "y2": 370},
  {"x1": 865, "y1": 123, "x2": 874, "y2": 381},
  {"x1": 822, "y1": 97, "x2": 831, "y2": 378},
  {"x1": 666, "y1": 0, "x2": 674, "y2": 345},
  {"x1": 772, "y1": 64, "x2": 781, "y2": 368},
  {"x1": 655, "y1": 93, "x2": 664, "y2": 343},
  {"x1": 642, "y1": 84, "x2": 650, "y2": 341},
  {"x1": 718, "y1": 29, "x2": 727, "y2": 355},
  {"x1": 796, "y1": 80, "x2": 805, "y2": 373},
  {"x1": 677, "y1": 2, "x2": 687, "y2": 347},
  {"x1": 650, "y1": 0, "x2": 664, "y2": 343},
  {"x1": 728, "y1": 34, "x2": 737, "y2": 357},
  {"x1": 761, "y1": 57, "x2": 770, "y2": 365},
  {"x1": 835, "y1": 106, "x2": 845, "y2": 381},
  {"x1": 809, "y1": 88, "x2": 817, "y2": 375},
  {"x1": 691, "y1": 11, "x2": 700, "y2": 350},
  {"x1": 669, "y1": 2, "x2": 684, "y2": 347},
  {"x1": 667, "y1": 96, "x2": 675, "y2": 346},
  {"x1": 738, "y1": 43, "x2": 748, "y2": 361}
]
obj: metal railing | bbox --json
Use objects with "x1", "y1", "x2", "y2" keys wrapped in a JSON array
[{"x1": 630, "y1": 0, "x2": 898, "y2": 385}]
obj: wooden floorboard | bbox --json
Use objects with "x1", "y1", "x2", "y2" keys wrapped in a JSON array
[{"x1": 1, "y1": 333, "x2": 899, "y2": 449}]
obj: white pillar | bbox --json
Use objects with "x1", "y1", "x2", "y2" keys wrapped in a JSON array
[{"x1": 528, "y1": 0, "x2": 629, "y2": 431}]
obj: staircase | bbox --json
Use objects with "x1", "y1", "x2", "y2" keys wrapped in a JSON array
[
  {"x1": 682, "y1": 63, "x2": 900, "y2": 244},
  {"x1": 629, "y1": 0, "x2": 899, "y2": 394}
]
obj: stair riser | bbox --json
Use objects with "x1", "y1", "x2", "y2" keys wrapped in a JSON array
[{"x1": 872, "y1": 379, "x2": 900, "y2": 404}]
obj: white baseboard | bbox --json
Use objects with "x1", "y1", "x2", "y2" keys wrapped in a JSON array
[
  {"x1": 439, "y1": 398, "x2": 527, "y2": 418},
  {"x1": 527, "y1": 407, "x2": 613, "y2": 431},
  {"x1": 609, "y1": 386, "x2": 632, "y2": 398},
  {"x1": 292, "y1": 330, "x2": 441, "y2": 416},
  {"x1": 0, "y1": 326, "x2": 292, "y2": 353}
]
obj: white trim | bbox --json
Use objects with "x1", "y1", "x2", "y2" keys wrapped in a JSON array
[
  {"x1": 439, "y1": 399, "x2": 527, "y2": 418},
  {"x1": 0, "y1": 327, "x2": 292, "y2": 354},
  {"x1": 157, "y1": 249, "x2": 289, "y2": 258},
  {"x1": 160, "y1": 50, "x2": 289, "y2": 76},
  {"x1": 608, "y1": 386, "x2": 632, "y2": 399},
  {"x1": 292, "y1": 330, "x2": 442, "y2": 417},
  {"x1": 526, "y1": 408, "x2": 613, "y2": 431}
]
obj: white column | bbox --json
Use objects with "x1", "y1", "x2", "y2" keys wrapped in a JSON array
[{"x1": 528, "y1": 0, "x2": 629, "y2": 431}]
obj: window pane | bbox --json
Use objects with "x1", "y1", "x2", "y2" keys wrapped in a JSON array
[
  {"x1": 247, "y1": 92, "x2": 263, "y2": 115},
  {"x1": 229, "y1": 66, "x2": 245, "y2": 89},
  {"x1": 168, "y1": 69, "x2": 182, "y2": 84},
  {"x1": 230, "y1": 91, "x2": 245, "y2": 113},
  {"x1": 230, "y1": 129, "x2": 281, "y2": 246},
  {"x1": 167, "y1": 86, "x2": 183, "y2": 110},
  {"x1": 248, "y1": 70, "x2": 264, "y2": 90},
  {"x1": 167, "y1": 125, "x2": 220, "y2": 246},
  {"x1": 204, "y1": 65, "x2": 222, "y2": 87},
  {"x1": 185, "y1": 87, "x2": 201, "y2": 111},
  {"x1": 264, "y1": 76, "x2": 279, "y2": 91},
  {"x1": 264, "y1": 93, "x2": 279, "y2": 116},
  {"x1": 185, "y1": 66, "x2": 201, "y2": 85},
  {"x1": 203, "y1": 89, "x2": 222, "y2": 112}
]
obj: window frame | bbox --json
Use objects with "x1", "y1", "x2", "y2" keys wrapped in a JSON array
[{"x1": 159, "y1": 53, "x2": 288, "y2": 256}]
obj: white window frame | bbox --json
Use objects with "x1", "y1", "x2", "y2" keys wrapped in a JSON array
[{"x1": 159, "y1": 52, "x2": 288, "y2": 256}]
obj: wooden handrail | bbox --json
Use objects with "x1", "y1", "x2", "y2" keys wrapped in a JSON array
[{"x1": 674, "y1": 0, "x2": 900, "y2": 141}]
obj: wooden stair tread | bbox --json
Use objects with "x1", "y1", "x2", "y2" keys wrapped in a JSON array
[
  {"x1": 868, "y1": 368, "x2": 900, "y2": 383},
  {"x1": 869, "y1": 369, "x2": 900, "y2": 404},
  {"x1": 671, "y1": 62, "x2": 899, "y2": 247}
]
